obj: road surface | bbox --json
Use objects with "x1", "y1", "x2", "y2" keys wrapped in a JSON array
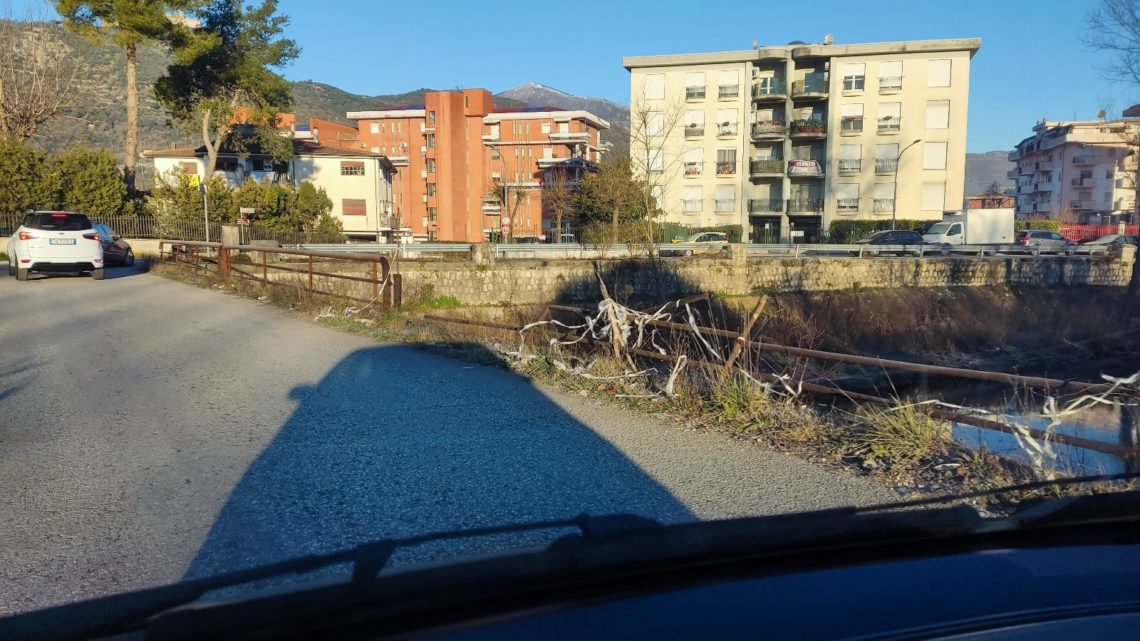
[{"x1": 0, "y1": 264, "x2": 896, "y2": 614}]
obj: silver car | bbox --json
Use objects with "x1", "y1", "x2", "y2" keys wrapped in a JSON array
[{"x1": 1014, "y1": 230, "x2": 1075, "y2": 255}]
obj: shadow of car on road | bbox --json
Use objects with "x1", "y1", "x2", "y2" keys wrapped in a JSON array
[
  {"x1": 2, "y1": 261, "x2": 150, "y2": 281},
  {"x1": 184, "y1": 343, "x2": 695, "y2": 589}
]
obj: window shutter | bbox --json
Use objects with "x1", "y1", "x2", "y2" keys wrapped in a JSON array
[
  {"x1": 876, "y1": 143, "x2": 898, "y2": 159},
  {"x1": 879, "y1": 61, "x2": 902, "y2": 77},
  {"x1": 839, "y1": 144, "x2": 861, "y2": 160},
  {"x1": 925, "y1": 101, "x2": 950, "y2": 129},
  {"x1": 840, "y1": 63, "x2": 865, "y2": 77},
  {"x1": 835, "y1": 183, "x2": 859, "y2": 199},
  {"x1": 644, "y1": 74, "x2": 665, "y2": 99},
  {"x1": 870, "y1": 183, "x2": 893, "y2": 199},
  {"x1": 921, "y1": 183, "x2": 946, "y2": 210},
  {"x1": 840, "y1": 103, "x2": 864, "y2": 117},
  {"x1": 718, "y1": 70, "x2": 739, "y2": 85},
  {"x1": 683, "y1": 185, "x2": 702, "y2": 200},
  {"x1": 928, "y1": 59, "x2": 951, "y2": 87},
  {"x1": 923, "y1": 142, "x2": 947, "y2": 170},
  {"x1": 878, "y1": 102, "x2": 901, "y2": 119},
  {"x1": 715, "y1": 184, "x2": 735, "y2": 199},
  {"x1": 685, "y1": 72, "x2": 705, "y2": 87}
]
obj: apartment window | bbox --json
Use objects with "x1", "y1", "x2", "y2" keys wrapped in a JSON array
[
  {"x1": 490, "y1": 148, "x2": 500, "y2": 159},
  {"x1": 251, "y1": 158, "x2": 270, "y2": 172},
  {"x1": 683, "y1": 148, "x2": 704, "y2": 176},
  {"x1": 427, "y1": 158, "x2": 436, "y2": 173},
  {"x1": 835, "y1": 183, "x2": 860, "y2": 212},
  {"x1": 648, "y1": 148, "x2": 664, "y2": 172},
  {"x1": 876, "y1": 143, "x2": 899, "y2": 172},
  {"x1": 840, "y1": 103, "x2": 863, "y2": 133},
  {"x1": 340, "y1": 161, "x2": 365, "y2": 176},
  {"x1": 427, "y1": 182, "x2": 437, "y2": 197},
  {"x1": 426, "y1": 133, "x2": 436, "y2": 149},
  {"x1": 541, "y1": 122, "x2": 551, "y2": 134},
  {"x1": 217, "y1": 158, "x2": 238, "y2": 173},
  {"x1": 683, "y1": 186, "x2": 703, "y2": 213},
  {"x1": 841, "y1": 63, "x2": 865, "y2": 91},
  {"x1": 428, "y1": 111, "x2": 436, "y2": 125},
  {"x1": 716, "y1": 148, "x2": 737, "y2": 175},
  {"x1": 921, "y1": 182, "x2": 946, "y2": 211},
  {"x1": 928, "y1": 59, "x2": 951, "y2": 87},
  {"x1": 926, "y1": 100, "x2": 950, "y2": 129},
  {"x1": 879, "y1": 61, "x2": 903, "y2": 91},
  {"x1": 644, "y1": 73, "x2": 665, "y2": 100},
  {"x1": 716, "y1": 108, "x2": 738, "y2": 136},
  {"x1": 647, "y1": 111, "x2": 665, "y2": 137},
  {"x1": 543, "y1": 147, "x2": 553, "y2": 159},
  {"x1": 714, "y1": 184, "x2": 736, "y2": 212},
  {"x1": 342, "y1": 199, "x2": 366, "y2": 216},
  {"x1": 180, "y1": 162, "x2": 197, "y2": 174},
  {"x1": 718, "y1": 70, "x2": 740, "y2": 99},
  {"x1": 369, "y1": 122, "x2": 379, "y2": 134},
  {"x1": 685, "y1": 72, "x2": 706, "y2": 100},
  {"x1": 878, "y1": 102, "x2": 901, "y2": 132},
  {"x1": 923, "y1": 142, "x2": 948, "y2": 170},
  {"x1": 839, "y1": 144, "x2": 861, "y2": 174},
  {"x1": 684, "y1": 110, "x2": 705, "y2": 137},
  {"x1": 871, "y1": 182, "x2": 894, "y2": 213}
]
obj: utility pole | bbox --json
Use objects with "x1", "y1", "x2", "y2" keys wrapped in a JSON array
[{"x1": 891, "y1": 138, "x2": 923, "y2": 229}]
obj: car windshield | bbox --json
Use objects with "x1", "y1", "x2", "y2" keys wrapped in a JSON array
[{"x1": 3, "y1": 2, "x2": 1140, "y2": 632}]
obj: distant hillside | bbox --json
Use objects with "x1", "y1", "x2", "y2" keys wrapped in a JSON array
[{"x1": 965, "y1": 150, "x2": 1014, "y2": 197}]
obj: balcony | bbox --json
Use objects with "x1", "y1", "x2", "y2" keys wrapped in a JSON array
[
  {"x1": 874, "y1": 158, "x2": 898, "y2": 173},
  {"x1": 683, "y1": 199, "x2": 703, "y2": 213},
  {"x1": 1008, "y1": 150, "x2": 1019, "y2": 162},
  {"x1": 751, "y1": 120, "x2": 787, "y2": 139},
  {"x1": 718, "y1": 84, "x2": 740, "y2": 99},
  {"x1": 877, "y1": 116, "x2": 901, "y2": 134},
  {"x1": 716, "y1": 161, "x2": 737, "y2": 176},
  {"x1": 749, "y1": 159, "x2": 785, "y2": 176},
  {"x1": 686, "y1": 86, "x2": 706, "y2": 101},
  {"x1": 684, "y1": 161, "x2": 704, "y2": 176},
  {"x1": 1072, "y1": 155, "x2": 1093, "y2": 165},
  {"x1": 748, "y1": 198, "x2": 784, "y2": 213},
  {"x1": 1071, "y1": 177, "x2": 1094, "y2": 188},
  {"x1": 788, "y1": 160, "x2": 824, "y2": 177},
  {"x1": 481, "y1": 132, "x2": 499, "y2": 142},
  {"x1": 481, "y1": 202, "x2": 501, "y2": 213},
  {"x1": 717, "y1": 123, "x2": 739, "y2": 137},
  {"x1": 1035, "y1": 161, "x2": 1055, "y2": 171},
  {"x1": 752, "y1": 78, "x2": 787, "y2": 101},
  {"x1": 836, "y1": 198, "x2": 860, "y2": 213},
  {"x1": 1006, "y1": 169, "x2": 1018, "y2": 180},
  {"x1": 789, "y1": 119, "x2": 826, "y2": 137},
  {"x1": 786, "y1": 197, "x2": 824, "y2": 213},
  {"x1": 791, "y1": 75, "x2": 828, "y2": 99},
  {"x1": 684, "y1": 124, "x2": 705, "y2": 138},
  {"x1": 840, "y1": 116, "x2": 863, "y2": 135},
  {"x1": 388, "y1": 155, "x2": 410, "y2": 167},
  {"x1": 873, "y1": 198, "x2": 894, "y2": 213},
  {"x1": 550, "y1": 130, "x2": 589, "y2": 143},
  {"x1": 1071, "y1": 200, "x2": 1092, "y2": 210},
  {"x1": 715, "y1": 199, "x2": 737, "y2": 213},
  {"x1": 838, "y1": 159, "x2": 861, "y2": 175},
  {"x1": 878, "y1": 76, "x2": 902, "y2": 93}
]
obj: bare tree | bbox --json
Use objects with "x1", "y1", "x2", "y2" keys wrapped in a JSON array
[
  {"x1": 542, "y1": 172, "x2": 577, "y2": 243},
  {"x1": 0, "y1": 11, "x2": 80, "y2": 140},
  {"x1": 626, "y1": 97, "x2": 685, "y2": 250}
]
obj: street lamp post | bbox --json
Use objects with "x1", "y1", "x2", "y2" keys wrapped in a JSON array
[{"x1": 891, "y1": 138, "x2": 923, "y2": 229}]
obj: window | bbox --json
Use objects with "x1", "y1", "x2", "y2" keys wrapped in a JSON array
[
  {"x1": 490, "y1": 148, "x2": 500, "y2": 159},
  {"x1": 340, "y1": 161, "x2": 365, "y2": 176},
  {"x1": 716, "y1": 108, "x2": 738, "y2": 136},
  {"x1": 871, "y1": 183, "x2": 894, "y2": 212},
  {"x1": 342, "y1": 199, "x2": 366, "y2": 216},
  {"x1": 543, "y1": 147, "x2": 553, "y2": 158},
  {"x1": 928, "y1": 59, "x2": 951, "y2": 87},
  {"x1": 876, "y1": 143, "x2": 899, "y2": 172},
  {"x1": 839, "y1": 144, "x2": 861, "y2": 174},
  {"x1": 716, "y1": 148, "x2": 737, "y2": 175},
  {"x1": 369, "y1": 122, "x2": 379, "y2": 134},
  {"x1": 921, "y1": 183, "x2": 946, "y2": 211},
  {"x1": 879, "y1": 61, "x2": 903, "y2": 90},
  {"x1": 683, "y1": 148, "x2": 703, "y2": 176},
  {"x1": 648, "y1": 148, "x2": 664, "y2": 172},
  {"x1": 684, "y1": 110, "x2": 705, "y2": 137},
  {"x1": 718, "y1": 70, "x2": 740, "y2": 98},
  {"x1": 217, "y1": 158, "x2": 238, "y2": 173},
  {"x1": 923, "y1": 142, "x2": 947, "y2": 170},
  {"x1": 926, "y1": 101, "x2": 950, "y2": 129},
  {"x1": 427, "y1": 158, "x2": 436, "y2": 173},
  {"x1": 426, "y1": 133, "x2": 436, "y2": 149},
  {"x1": 180, "y1": 162, "x2": 197, "y2": 174},
  {"x1": 840, "y1": 103, "x2": 863, "y2": 133},
  {"x1": 878, "y1": 102, "x2": 901, "y2": 132},
  {"x1": 427, "y1": 207, "x2": 437, "y2": 222},
  {"x1": 714, "y1": 184, "x2": 735, "y2": 212},
  {"x1": 644, "y1": 73, "x2": 665, "y2": 100},
  {"x1": 835, "y1": 183, "x2": 860, "y2": 212},
  {"x1": 251, "y1": 158, "x2": 270, "y2": 172},
  {"x1": 541, "y1": 122, "x2": 551, "y2": 134},
  {"x1": 647, "y1": 111, "x2": 665, "y2": 137},
  {"x1": 841, "y1": 63, "x2": 865, "y2": 91},
  {"x1": 427, "y1": 183, "x2": 437, "y2": 196},
  {"x1": 428, "y1": 111, "x2": 436, "y2": 125},
  {"x1": 683, "y1": 186, "x2": 703, "y2": 213},
  {"x1": 685, "y1": 72, "x2": 706, "y2": 100}
]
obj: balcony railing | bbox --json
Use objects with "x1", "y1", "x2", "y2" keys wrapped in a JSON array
[
  {"x1": 789, "y1": 119, "x2": 826, "y2": 135},
  {"x1": 686, "y1": 86, "x2": 706, "y2": 100},
  {"x1": 748, "y1": 198, "x2": 784, "y2": 213},
  {"x1": 877, "y1": 117, "x2": 901, "y2": 133},
  {"x1": 838, "y1": 159, "x2": 861, "y2": 174},
  {"x1": 719, "y1": 84, "x2": 740, "y2": 99},
  {"x1": 1071, "y1": 200, "x2": 1092, "y2": 210},
  {"x1": 874, "y1": 158, "x2": 898, "y2": 173},
  {"x1": 683, "y1": 199, "x2": 703, "y2": 213},
  {"x1": 878, "y1": 76, "x2": 902, "y2": 92},
  {"x1": 549, "y1": 131, "x2": 589, "y2": 143},
  {"x1": 481, "y1": 132, "x2": 499, "y2": 142},
  {"x1": 791, "y1": 76, "x2": 828, "y2": 97},
  {"x1": 684, "y1": 124, "x2": 705, "y2": 138},
  {"x1": 684, "y1": 161, "x2": 703, "y2": 176},
  {"x1": 1071, "y1": 177, "x2": 1093, "y2": 187},
  {"x1": 716, "y1": 161, "x2": 737, "y2": 175},
  {"x1": 1008, "y1": 150, "x2": 1019, "y2": 162},
  {"x1": 751, "y1": 121, "x2": 787, "y2": 137},
  {"x1": 717, "y1": 123, "x2": 739, "y2": 137},
  {"x1": 840, "y1": 116, "x2": 863, "y2": 134},
  {"x1": 1072, "y1": 156, "x2": 1093, "y2": 165},
  {"x1": 752, "y1": 78, "x2": 787, "y2": 100},
  {"x1": 714, "y1": 199, "x2": 736, "y2": 212},
  {"x1": 786, "y1": 197, "x2": 824, "y2": 213},
  {"x1": 750, "y1": 159, "x2": 785, "y2": 175},
  {"x1": 836, "y1": 198, "x2": 860, "y2": 212},
  {"x1": 873, "y1": 198, "x2": 894, "y2": 213}
]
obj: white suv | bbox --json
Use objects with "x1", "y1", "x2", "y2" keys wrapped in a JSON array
[{"x1": 7, "y1": 211, "x2": 106, "y2": 280}]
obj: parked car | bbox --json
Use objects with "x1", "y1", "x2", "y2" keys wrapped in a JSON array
[
  {"x1": 7, "y1": 211, "x2": 105, "y2": 280},
  {"x1": 669, "y1": 232, "x2": 729, "y2": 256},
  {"x1": 1014, "y1": 230, "x2": 1076, "y2": 254},
  {"x1": 851, "y1": 229, "x2": 939, "y2": 256},
  {"x1": 1081, "y1": 233, "x2": 1139, "y2": 248},
  {"x1": 93, "y1": 223, "x2": 135, "y2": 266}
]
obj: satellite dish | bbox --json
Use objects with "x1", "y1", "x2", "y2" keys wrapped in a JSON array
[
  {"x1": 823, "y1": 34, "x2": 834, "y2": 45},
  {"x1": 787, "y1": 40, "x2": 806, "y2": 45}
]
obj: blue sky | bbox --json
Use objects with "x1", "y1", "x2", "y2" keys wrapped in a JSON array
[{"x1": 30, "y1": 0, "x2": 1135, "y2": 152}]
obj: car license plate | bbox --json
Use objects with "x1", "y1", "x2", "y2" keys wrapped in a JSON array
[{"x1": 49, "y1": 238, "x2": 76, "y2": 245}]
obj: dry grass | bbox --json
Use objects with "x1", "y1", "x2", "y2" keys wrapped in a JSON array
[{"x1": 850, "y1": 404, "x2": 952, "y2": 468}]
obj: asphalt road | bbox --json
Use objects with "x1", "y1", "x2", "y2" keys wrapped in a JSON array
[{"x1": 0, "y1": 264, "x2": 896, "y2": 615}]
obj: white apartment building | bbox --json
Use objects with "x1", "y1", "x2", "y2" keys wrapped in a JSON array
[
  {"x1": 1009, "y1": 115, "x2": 1140, "y2": 223},
  {"x1": 623, "y1": 38, "x2": 979, "y2": 243}
]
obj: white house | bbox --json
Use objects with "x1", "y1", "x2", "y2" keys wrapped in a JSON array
[{"x1": 144, "y1": 139, "x2": 399, "y2": 241}]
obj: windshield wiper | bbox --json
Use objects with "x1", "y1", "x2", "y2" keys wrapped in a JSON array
[{"x1": 0, "y1": 513, "x2": 661, "y2": 641}]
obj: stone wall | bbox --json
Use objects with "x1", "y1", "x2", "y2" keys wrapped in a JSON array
[{"x1": 395, "y1": 245, "x2": 1136, "y2": 306}]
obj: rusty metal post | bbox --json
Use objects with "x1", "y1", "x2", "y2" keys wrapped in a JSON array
[
  {"x1": 391, "y1": 273, "x2": 402, "y2": 309},
  {"x1": 219, "y1": 245, "x2": 231, "y2": 278},
  {"x1": 371, "y1": 259, "x2": 379, "y2": 300},
  {"x1": 261, "y1": 251, "x2": 267, "y2": 283},
  {"x1": 308, "y1": 255, "x2": 313, "y2": 292},
  {"x1": 722, "y1": 295, "x2": 768, "y2": 379}
]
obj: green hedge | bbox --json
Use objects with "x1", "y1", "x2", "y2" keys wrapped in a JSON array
[
  {"x1": 658, "y1": 223, "x2": 744, "y2": 243},
  {"x1": 827, "y1": 219, "x2": 933, "y2": 243},
  {"x1": 1015, "y1": 220, "x2": 1061, "y2": 232}
]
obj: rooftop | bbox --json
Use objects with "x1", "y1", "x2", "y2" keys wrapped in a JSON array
[{"x1": 622, "y1": 37, "x2": 982, "y2": 69}]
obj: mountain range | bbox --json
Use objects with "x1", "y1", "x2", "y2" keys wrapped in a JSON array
[{"x1": 12, "y1": 20, "x2": 1006, "y2": 196}]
